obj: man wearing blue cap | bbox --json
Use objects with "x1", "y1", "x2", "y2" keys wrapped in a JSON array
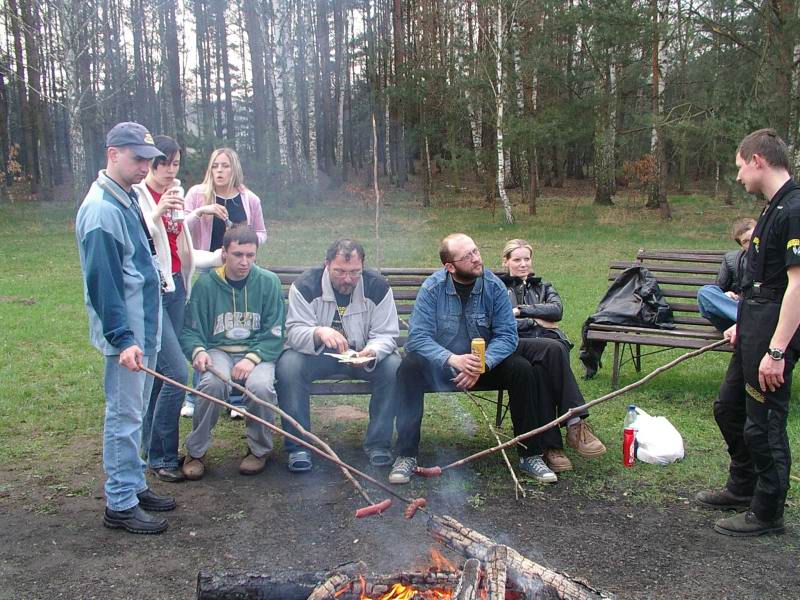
[{"x1": 76, "y1": 122, "x2": 176, "y2": 534}]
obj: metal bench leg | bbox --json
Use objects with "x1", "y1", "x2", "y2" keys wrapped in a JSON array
[
  {"x1": 634, "y1": 344, "x2": 642, "y2": 373},
  {"x1": 495, "y1": 389, "x2": 505, "y2": 427},
  {"x1": 611, "y1": 342, "x2": 621, "y2": 390}
]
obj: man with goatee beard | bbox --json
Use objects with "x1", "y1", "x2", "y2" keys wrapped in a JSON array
[{"x1": 389, "y1": 234, "x2": 557, "y2": 485}]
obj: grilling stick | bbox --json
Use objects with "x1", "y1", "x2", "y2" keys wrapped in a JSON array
[
  {"x1": 204, "y1": 365, "x2": 375, "y2": 507},
  {"x1": 415, "y1": 338, "x2": 729, "y2": 477},
  {"x1": 140, "y1": 366, "x2": 429, "y2": 519}
]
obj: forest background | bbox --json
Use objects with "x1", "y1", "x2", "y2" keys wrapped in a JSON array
[{"x1": 2, "y1": 0, "x2": 800, "y2": 221}]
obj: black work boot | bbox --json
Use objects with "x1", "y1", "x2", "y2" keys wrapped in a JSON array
[
  {"x1": 136, "y1": 489, "x2": 176, "y2": 512},
  {"x1": 714, "y1": 511, "x2": 785, "y2": 537},
  {"x1": 695, "y1": 488, "x2": 752, "y2": 510},
  {"x1": 103, "y1": 505, "x2": 168, "y2": 534}
]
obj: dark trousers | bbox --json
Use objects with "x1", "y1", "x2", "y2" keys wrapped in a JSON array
[
  {"x1": 394, "y1": 352, "x2": 545, "y2": 458},
  {"x1": 714, "y1": 299, "x2": 794, "y2": 521},
  {"x1": 515, "y1": 337, "x2": 588, "y2": 450}
]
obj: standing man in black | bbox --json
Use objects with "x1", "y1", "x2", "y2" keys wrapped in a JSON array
[{"x1": 696, "y1": 129, "x2": 800, "y2": 536}]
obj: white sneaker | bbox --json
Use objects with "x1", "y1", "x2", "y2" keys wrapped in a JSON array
[
  {"x1": 230, "y1": 408, "x2": 245, "y2": 419},
  {"x1": 180, "y1": 402, "x2": 194, "y2": 418},
  {"x1": 389, "y1": 456, "x2": 417, "y2": 485}
]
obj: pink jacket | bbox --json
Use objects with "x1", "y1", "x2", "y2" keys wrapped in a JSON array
[{"x1": 184, "y1": 185, "x2": 268, "y2": 250}]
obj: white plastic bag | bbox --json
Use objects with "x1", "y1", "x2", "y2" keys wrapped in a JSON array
[{"x1": 633, "y1": 407, "x2": 684, "y2": 465}]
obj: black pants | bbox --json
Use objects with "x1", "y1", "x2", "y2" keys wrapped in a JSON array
[
  {"x1": 394, "y1": 352, "x2": 545, "y2": 458},
  {"x1": 715, "y1": 298, "x2": 795, "y2": 521},
  {"x1": 515, "y1": 337, "x2": 588, "y2": 450}
]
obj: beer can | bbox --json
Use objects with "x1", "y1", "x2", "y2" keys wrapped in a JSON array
[
  {"x1": 471, "y1": 337, "x2": 486, "y2": 373},
  {"x1": 169, "y1": 185, "x2": 185, "y2": 222}
]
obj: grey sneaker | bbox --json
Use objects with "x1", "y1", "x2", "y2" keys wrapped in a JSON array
[
  {"x1": 389, "y1": 456, "x2": 417, "y2": 484},
  {"x1": 519, "y1": 455, "x2": 557, "y2": 483}
]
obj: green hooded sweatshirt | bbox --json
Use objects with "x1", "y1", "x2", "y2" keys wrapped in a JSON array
[{"x1": 181, "y1": 265, "x2": 285, "y2": 365}]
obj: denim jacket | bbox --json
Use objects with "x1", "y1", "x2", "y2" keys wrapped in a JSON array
[{"x1": 406, "y1": 268, "x2": 519, "y2": 371}]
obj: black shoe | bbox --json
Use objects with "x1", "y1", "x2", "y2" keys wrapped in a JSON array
[
  {"x1": 137, "y1": 489, "x2": 176, "y2": 512},
  {"x1": 103, "y1": 506, "x2": 168, "y2": 535},
  {"x1": 150, "y1": 467, "x2": 186, "y2": 483},
  {"x1": 714, "y1": 511, "x2": 785, "y2": 537},
  {"x1": 695, "y1": 488, "x2": 752, "y2": 510}
]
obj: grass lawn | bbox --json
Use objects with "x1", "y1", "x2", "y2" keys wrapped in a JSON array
[{"x1": 0, "y1": 187, "x2": 796, "y2": 519}]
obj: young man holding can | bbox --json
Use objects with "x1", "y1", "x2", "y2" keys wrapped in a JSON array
[{"x1": 389, "y1": 233, "x2": 557, "y2": 484}]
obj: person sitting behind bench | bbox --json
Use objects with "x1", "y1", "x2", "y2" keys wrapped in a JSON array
[
  {"x1": 276, "y1": 239, "x2": 401, "y2": 473},
  {"x1": 180, "y1": 226, "x2": 285, "y2": 480},
  {"x1": 499, "y1": 239, "x2": 606, "y2": 474},
  {"x1": 696, "y1": 218, "x2": 756, "y2": 332},
  {"x1": 389, "y1": 233, "x2": 558, "y2": 485}
]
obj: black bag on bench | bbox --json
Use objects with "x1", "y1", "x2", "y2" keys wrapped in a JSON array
[{"x1": 579, "y1": 266, "x2": 675, "y2": 379}]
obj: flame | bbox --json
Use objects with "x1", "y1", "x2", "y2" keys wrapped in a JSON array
[
  {"x1": 428, "y1": 548, "x2": 457, "y2": 573},
  {"x1": 360, "y1": 582, "x2": 452, "y2": 600},
  {"x1": 355, "y1": 550, "x2": 457, "y2": 600}
]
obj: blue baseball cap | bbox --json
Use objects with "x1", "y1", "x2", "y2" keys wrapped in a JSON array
[{"x1": 105, "y1": 122, "x2": 165, "y2": 159}]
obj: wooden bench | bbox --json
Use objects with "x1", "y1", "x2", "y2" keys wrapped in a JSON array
[
  {"x1": 584, "y1": 249, "x2": 734, "y2": 388},
  {"x1": 269, "y1": 266, "x2": 511, "y2": 426}
]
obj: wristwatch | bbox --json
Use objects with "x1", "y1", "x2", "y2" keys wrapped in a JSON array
[{"x1": 767, "y1": 347, "x2": 786, "y2": 361}]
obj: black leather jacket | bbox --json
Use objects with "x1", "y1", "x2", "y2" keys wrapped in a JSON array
[
  {"x1": 716, "y1": 249, "x2": 746, "y2": 294},
  {"x1": 498, "y1": 273, "x2": 563, "y2": 321},
  {"x1": 498, "y1": 273, "x2": 572, "y2": 349}
]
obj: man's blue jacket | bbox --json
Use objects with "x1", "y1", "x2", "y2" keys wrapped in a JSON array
[{"x1": 406, "y1": 268, "x2": 519, "y2": 376}]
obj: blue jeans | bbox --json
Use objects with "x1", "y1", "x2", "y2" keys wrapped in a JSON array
[
  {"x1": 143, "y1": 276, "x2": 187, "y2": 469},
  {"x1": 697, "y1": 285, "x2": 738, "y2": 332},
  {"x1": 103, "y1": 353, "x2": 156, "y2": 511},
  {"x1": 275, "y1": 350, "x2": 400, "y2": 454}
]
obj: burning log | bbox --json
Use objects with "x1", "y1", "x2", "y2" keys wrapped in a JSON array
[
  {"x1": 196, "y1": 566, "x2": 463, "y2": 600},
  {"x1": 485, "y1": 546, "x2": 508, "y2": 600},
  {"x1": 306, "y1": 562, "x2": 368, "y2": 600},
  {"x1": 452, "y1": 559, "x2": 480, "y2": 600},
  {"x1": 427, "y1": 515, "x2": 612, "y2": 600}
]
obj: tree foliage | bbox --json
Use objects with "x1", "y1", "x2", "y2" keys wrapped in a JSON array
[{"x1": 1, "y1": 0, "x2": 798, "y2": 214}]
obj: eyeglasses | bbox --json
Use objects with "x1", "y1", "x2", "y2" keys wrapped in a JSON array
[
  {"x1": 331, "y1": 268, "x2": 363, "y2": 278},
  {"x1": 452, "y1": 247, "x2": 481, "y2": 263}
]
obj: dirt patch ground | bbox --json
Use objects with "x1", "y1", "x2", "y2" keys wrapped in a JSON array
[{"x1": 1, "y1": 444, "x2": 797, "y2": 600}]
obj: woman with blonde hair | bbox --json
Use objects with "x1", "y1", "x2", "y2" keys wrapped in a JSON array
[
  {"x1": 181, "y1": 148, "x2": 267, "y2": 418},
  {"x1": 499, "y1": 239, "x2": 606, "y2": 473},
  {"x1": 184, "y1": 147, "x2": 267, "y2": 253}
]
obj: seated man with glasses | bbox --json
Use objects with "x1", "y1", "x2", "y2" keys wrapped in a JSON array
[
  {"x1": 389, "y1": 233, "x2": 558, "y2": 485},
  {"x1": 276, "y1": 239, "x2": 401, "y2": 472}
]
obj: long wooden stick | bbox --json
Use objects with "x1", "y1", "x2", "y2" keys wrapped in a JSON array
[
  {"x1": 437, "y1": 339, "x2": 728, "y2": 473},
  {"x1": 464, "y1": 391, "x2": 525, "y2": 499},
  {"x1": 140, "y1": 366, "x2": 429, "y2": 515},
  {"x1": 205, "y1": 365, "x2": 374, "y2": 506}
]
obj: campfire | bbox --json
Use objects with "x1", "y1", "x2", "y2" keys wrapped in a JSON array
[{"x1": 196, "y1": 516, "x2": 612, "y2": 600}]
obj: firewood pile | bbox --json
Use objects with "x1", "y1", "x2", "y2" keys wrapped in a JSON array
[{"x1": 196, "y1": 515, "x2": 614, "y2": 600}]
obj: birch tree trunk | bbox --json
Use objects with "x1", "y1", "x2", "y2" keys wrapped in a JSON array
[
  {"x1": 303, "y1": 0, "x2": 319, "y2": 187},
  {"x1": 495, "y1": 0, "x2": 514, "y2": 225},
  {"x1": 54, "y1": 0, "x2": 91, "y2": 207},
  {"x1": 271, "y1": 0, "x2": 291, "y2": 180},
  {"x1": 593, "y1": 55, "x2": 617, "y2": 205},
  {"x1": 334, "y1": 0, "x2": 346, "y2": 179},
  {"x1": 646, "y1": 0, "x2": 671, "y2": 218}
]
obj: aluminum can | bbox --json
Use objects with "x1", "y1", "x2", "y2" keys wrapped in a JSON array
[
  {"x1": 471, "y1": 337, "x2": 486, "y2": 374},
  {"x1": 169, "y1": 185, "x2": 185, "y2": 222},
  {"x1": 623, "y1": 427, "x2": 636, "y2": 467}
]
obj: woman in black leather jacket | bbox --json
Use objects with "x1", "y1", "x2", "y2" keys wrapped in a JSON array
[
  {"x1": 499, "y1": 239, "x2": 572, "y2": 350},
  {"x1": 499, "y1": 239, "x2": 606, "y2": 473}
]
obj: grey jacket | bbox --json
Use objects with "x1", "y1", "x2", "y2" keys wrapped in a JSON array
[{"x1": 284, "y1": 266, "x2": 399, "y2": 369}]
